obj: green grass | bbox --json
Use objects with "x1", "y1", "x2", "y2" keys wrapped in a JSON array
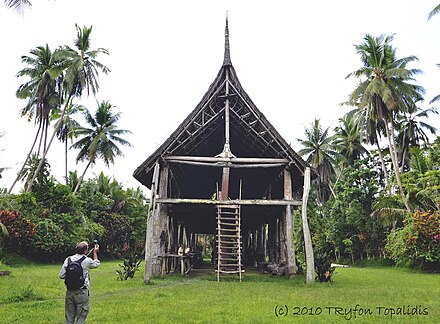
[{"x1": 0, "y1": 260, "x2": 439, "y2": 323}]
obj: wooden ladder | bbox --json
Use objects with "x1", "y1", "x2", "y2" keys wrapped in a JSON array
[{"x1": 216, "y1": 204, "x2": 243, "y2": 282}]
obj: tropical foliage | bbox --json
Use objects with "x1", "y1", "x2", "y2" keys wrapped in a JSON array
[
  {"x1": 11, "y1": 24, "x2": 110, "y2": 193},
  {"x1": 70, "y1": 101, "x2": 131, "y2": 193},
  {"x1": 0, "y1": 170, "x2": 147, "y2": 260},
  {"x1": 294, "y1": 32, "x2": 440, "y2": 271}
]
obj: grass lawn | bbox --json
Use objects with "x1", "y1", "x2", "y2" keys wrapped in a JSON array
[{"x1": 0, "y1": 259, "x2": 438, "y2": 323}]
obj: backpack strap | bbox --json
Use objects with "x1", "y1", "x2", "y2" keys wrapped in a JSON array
[{"x1": 67, "y1": 256, "x2": 86, "y2": 267}]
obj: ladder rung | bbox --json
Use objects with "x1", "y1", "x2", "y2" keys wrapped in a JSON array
[
  {"x1": 218, "y1": 205, "x2": 239, "y2": 208},
  {"x1": 216, "y1": 270, "x2": 245, "y2": 274},
  {"x1": 216, "y1": 228, "x2": 237, "y2": 232},
  {"x1": 216, "y1": 217, "x2": 239, "y2": 220},
  {"x1": 216, "y1": 234, "x2": 240, "y2": 238}
]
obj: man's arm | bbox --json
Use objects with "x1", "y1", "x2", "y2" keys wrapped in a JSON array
[
  {"x1": 59, "y1": 258, "x2": 67, "y2": 279},
  {"x1": 88, "y1": 244, "x2": 100, "y2": 268}
]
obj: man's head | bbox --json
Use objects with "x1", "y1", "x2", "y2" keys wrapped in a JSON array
[{"x1": 76, "y1": 241, "x2": 89, "y2": 254}]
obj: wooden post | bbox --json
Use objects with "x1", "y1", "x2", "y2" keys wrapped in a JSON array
[
  {"x1": 262, "y1": 224, "x2": 267, "y2": 262},
  {"x1": 302, "y1": 167, "x2": 315, "y2": 285},
  {"x1": 144, "y1": 162, "x2": 160, "y2": 284},
  {"x1": 275, "y1": 218, "x2": 279, "y2": 264},
  {"x1": 156, "y1": 164, "x2": 169, "y2": 274},
  {"x1": 268, "y1": 219, "x2": 275, "y2": 263},
  {"x1": 279, "y1": 216, "x2": 286, "y2": 263},
  {"x1": 284, "y1": 169, "x2": 296, "y2": 277},
  {"x1": 220, "y1": 166, "x2": 230, "y2": 200}
]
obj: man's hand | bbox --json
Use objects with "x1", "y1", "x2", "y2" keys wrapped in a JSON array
[{"x1": 93, "y1": 244, "x2": 99, "y2": 260}]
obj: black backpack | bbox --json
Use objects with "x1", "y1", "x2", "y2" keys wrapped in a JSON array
[{"x1": 65, "y1": 256, "x2": 86, "y2": 290}]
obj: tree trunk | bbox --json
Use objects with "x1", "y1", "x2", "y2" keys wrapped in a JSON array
[
  {"x1": 26, "y1": 94, "x2": 73, "y2": 191},
  {"x1": 375, "y1": 139, "x2": 390, "y2": 192},
  {"x1": 302, "y1": 167, "x2": 315, "y2": 285},
  {"x1": 73, "y1": 159, "x2": 92, "y2": 194},
  {"x1": 8, "y1": 124, "x2": 42, "y2": 194},
  {"x1": 65, "y1": 139, "x2": 68, "y2": 185},
  {"x1": 384, "y1": 121, "x2": 410, "y2": 211}
]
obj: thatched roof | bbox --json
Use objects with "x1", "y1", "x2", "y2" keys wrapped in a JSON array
[{"x1": 133, "y1": 19, "x2": 309, "y2": 200}]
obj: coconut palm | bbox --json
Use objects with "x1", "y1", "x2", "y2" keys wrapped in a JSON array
[
  {"x1": 346, "y1": 34, "x2": 423, "y2": 211},
  {"x1": 297, "y1": 119, "x2": 342, "y2": 202},
  {"x1": 10, "y1": 44, "x2": 62, "y2": 193},
  {"x1": 27, "y1": 24, "x2": 110, "y2": 191},
  {"x1": 333, "y1": 113, "x2": 368, "y2": 166},
  {"x1": 70, "y1": 101, "x2": 131, "y2": 193},
  {"x1": 348, "y1": 107, "x2": 391, "y2": 190},
  {"x1": 53, "y1": 104, "x2": 83, "y2": 184},
  {"x1": 395, "y1": 102, "x2": 438, "y2": 171}
]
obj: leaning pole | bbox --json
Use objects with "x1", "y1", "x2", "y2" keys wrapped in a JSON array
[{"x1": 302, "y1": 167, "x2": 315, "y2": 285}]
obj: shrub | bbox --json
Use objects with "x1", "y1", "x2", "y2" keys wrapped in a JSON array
[
  {"x1": 0, "y1": 210, "x2": 35, "y2": 254},
  {"x1": 386, "y1": 210, "x2": 440, "y2": 270},
  {"x1": 116, "y1": 252, "x2": 142, "y2": 280},
  {"x1": 96, "y1": 212, "x2": 133, "y2": 256}
]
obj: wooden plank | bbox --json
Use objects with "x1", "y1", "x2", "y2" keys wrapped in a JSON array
[
  {"x1": 155, "y1": 198, "x2": 302, "y2": 206},
  {"x1": 164, "y1": 155, "x2": 289, "y2": 164},
  {"x1": 164, "y1": 160, "x2": 287, "y2": 168}
]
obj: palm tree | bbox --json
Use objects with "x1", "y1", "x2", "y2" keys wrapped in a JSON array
[
  {"x1": 347, "y1": 107, "x2": 391, "y2": 190},
  {"x1": 297, "y1": 119, "x2": 341, "y2": 202},
  {"x1": 333, "y1": 113, "x2": 368, "y2": 166},
  {"x1": 53, "y1": 104, "x2": 83, "y2": 184},
  {"x1": 27, "y1": 24, "x2": 110, "y2": 191},
  {"x1": 70, "y1": 101, "x2": 131, "y2": 193},
  {"x1": 10, "y1": 44, "x2": 62, "y2": 193},
  {"x1": 66, "y1": 170, "x2": 80, "y2": 192},
  {"x1": 346, "y1": 34, "x2": 423, "y2": 211},
  {"x1": 395, "y1": 102, "x2": 438, "y2": 171}
]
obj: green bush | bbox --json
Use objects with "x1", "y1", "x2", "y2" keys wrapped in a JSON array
[
  {"x1": 0, "y1": 210, "x2": 36, "y2": 254},
  {"x1": 386, "y1": 211, "x2": 440, "y2": 270},
  {"x1": 96, "y1": 212, "x2": 133, "y2": 256},
  {"x1": 116, "y1": 252, "x2": 142, "y2": 280}
]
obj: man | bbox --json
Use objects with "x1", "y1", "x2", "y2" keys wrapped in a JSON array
[{"x1": 59, "y1": 241, "x2": 100, "y2": 324}]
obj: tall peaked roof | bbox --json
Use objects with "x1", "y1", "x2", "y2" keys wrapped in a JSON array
[
  {"x1": 223, "y1": 15, "x2": 232, "y2": 66},
  {"x1": 134, "y1": 20, "x2": 309, "y2": 198}
]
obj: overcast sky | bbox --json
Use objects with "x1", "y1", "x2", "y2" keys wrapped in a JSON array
[{"x1": 1, "y1": 1, "x2": 440, "y2": 194}]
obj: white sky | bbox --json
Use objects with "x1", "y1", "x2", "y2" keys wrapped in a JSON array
[{"x1": 1, "y1": 1, "x2": 440, "y2": 194}]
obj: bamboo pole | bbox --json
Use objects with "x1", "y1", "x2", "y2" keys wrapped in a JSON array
[{"x1": 301, "y1": 167, "x2": 315, "y2": 285}]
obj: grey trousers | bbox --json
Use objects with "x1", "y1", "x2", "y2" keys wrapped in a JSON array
[{"x1": 65, "y1": 288, "x2": 90, "y2": 324}]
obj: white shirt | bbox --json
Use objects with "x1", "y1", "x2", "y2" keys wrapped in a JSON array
[{"x1": 59, "y1": 253, "x2": 100, "y2": 288}]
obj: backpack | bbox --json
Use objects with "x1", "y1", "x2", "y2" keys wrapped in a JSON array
[{"x1": 65, "y1": 256, "x2": 86, "y2": 290}]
